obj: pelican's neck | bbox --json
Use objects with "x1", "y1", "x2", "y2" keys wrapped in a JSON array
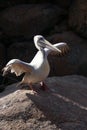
[
  {"x1": 30, "y1": 48, "x2": 47, "y2": 68},
  {"x1": 39, "y1": 48, "x2": 46, "y2": 59}
]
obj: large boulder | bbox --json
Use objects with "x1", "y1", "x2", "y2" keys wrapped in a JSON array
[
  {"x1": 0, "y1": 4, "x2": 65, "y2": 39},
  {"x1": 7, "y1": 41, "x2": 37, "y2": 62},
  {"x1": 69, "y1": 0, "x2": 87, "y2": 38},
  {"x1": 0, "y1": 75, "x2": 87, "y2": 130}
]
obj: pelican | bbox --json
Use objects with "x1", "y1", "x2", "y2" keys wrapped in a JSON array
[{"x1": 2, "y1": 35, "x2": 69, "y2": 93}]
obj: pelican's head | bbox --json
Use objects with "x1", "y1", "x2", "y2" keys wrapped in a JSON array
[{"x1": 34, "y1": 35, "x2": 61, "y2": 53}]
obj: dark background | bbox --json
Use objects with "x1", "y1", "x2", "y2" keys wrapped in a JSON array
[{"x1": 0, "y1": 0, "x2": 87, "y2": 87}]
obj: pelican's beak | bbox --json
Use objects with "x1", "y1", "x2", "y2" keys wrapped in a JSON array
[{"x1": 44, "y1": 39, "x2": 61, "y2": 53}]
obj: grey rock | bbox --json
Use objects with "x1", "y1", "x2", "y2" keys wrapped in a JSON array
[
  {"x1": 0, "y1": 75, "x2": 87, "y2": 130},
  {"x1": 0, "y1": 4, "x2": 65, "y2": 39},
  {"x1": 69, "y1": 0, "x2": 87, "y2": 38}
]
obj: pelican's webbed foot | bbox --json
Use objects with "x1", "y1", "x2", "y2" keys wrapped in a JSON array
[{"x1": 17, "y1": 82, "x2": 37, "y2": 94}]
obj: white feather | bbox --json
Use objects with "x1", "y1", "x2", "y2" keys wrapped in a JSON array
[{"x1": 2, "y1": 36, "x2": 69, "y2": 85}]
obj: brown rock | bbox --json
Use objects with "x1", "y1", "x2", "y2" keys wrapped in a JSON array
[
  {"x1": 0, "y1": 75, "x2": 87, "y2": 130},
  {"x1": 69, "y1": 0, "x2": 87, "y2": 38},
  {"x1": 0, "y1": 4, "x2": 64, "y2": 39},
  {"x1": 47, "y1": 31, "x2": 87, "y2": 76}
]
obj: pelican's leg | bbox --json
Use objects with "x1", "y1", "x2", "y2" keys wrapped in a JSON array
[
  {"x1": 29, "y1": 83, "x2": 37, "y2": 94},
  {"x1": 29, "y1": 83, "x2": 34, "y2": 90},
  {"x1": 16, "y1": 81, "x2": 24, "y2": 88},
  {"x1": 40, "y1": 82, "x2": 49, "y2": 91}
]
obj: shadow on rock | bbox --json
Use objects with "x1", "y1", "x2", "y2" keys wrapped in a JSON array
[{"x1": 25, "y1": 76, "x2": 87, "y2": 129}]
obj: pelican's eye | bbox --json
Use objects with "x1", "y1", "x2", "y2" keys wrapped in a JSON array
[
  {"x1": 39, "y1": 37, "x2": 44, "y2": 42},
  {"x1": 38, "y1": 37, "x2": 45, "y2": 47}
]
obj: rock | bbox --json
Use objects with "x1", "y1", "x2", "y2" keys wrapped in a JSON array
[
  {"x1": 0, "y1": 0, "x2": 73, "y2": 10},
  {"x1": 0, "y1": 4, "x2": 65, "y2": 39},
  {"x1": 47, "y1": 31, "x2": 87, "y2": 76},
  {"x1": 69, "y1": 0, "x2": 87, "y2": 38},
  {"x1": 0, "y1": 84, "x2": 5, "y2": 92},
  {"x1": 50, "y1": 20, "x2": 68, "y2": 34},
  {"x1": 0, "y1": 43, "x2": 6, "y2": 70},
  {"x1": 52, "y1": 0, "x2": 73, "y2": 8},
  {"x1": 0, "y1": 75, "x2": 87, "y2": 130},
  {"x1": 7, "y1": 41, "x2": 37, "y2": 62},
  {"x1": 0, "y1": 43, "x2": 6, "y2": 89}
]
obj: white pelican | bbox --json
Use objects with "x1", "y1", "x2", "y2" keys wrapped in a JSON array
[{"x1": 2, "y1": 35, "x2": 69, "y2": 93}]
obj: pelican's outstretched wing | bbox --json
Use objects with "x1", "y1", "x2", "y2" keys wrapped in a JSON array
[
  {"x1": 44, "y1": 42, "x2": 69, "y2": 56},
  {"x1": 2, "y1": 59, "x2": 33, "y2": 76}
]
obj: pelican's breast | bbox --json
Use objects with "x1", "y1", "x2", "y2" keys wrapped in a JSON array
[{"x1": 26, "y1": 51, "x2": 50, "y2": 83}]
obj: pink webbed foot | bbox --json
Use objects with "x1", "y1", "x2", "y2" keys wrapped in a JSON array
[
  {"x1": 29, "y1": 83, "x2": 37, "y2": 94},
  {"x1": 16, "y1": 82, "x2": 37, "y2": 94},
  {"x1": 40, "y1": 82, "x2": 49, "y2": 91}
]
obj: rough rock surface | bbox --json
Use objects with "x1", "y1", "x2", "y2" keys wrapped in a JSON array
[
  {"x1": 0, "y1": 75, "x2": 87, "y2": 130},
  {"x1": 69, "y1": 0, "x2": 87, "y2": 38},
  {"x1": 0, "y1": 4, "x2": 65, "y2": 39}
]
